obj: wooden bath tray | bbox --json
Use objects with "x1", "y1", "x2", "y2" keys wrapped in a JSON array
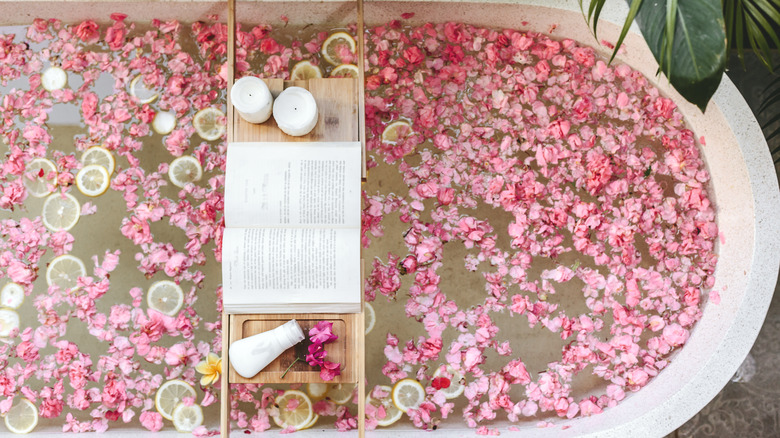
[
  {"x1": 221, "y1": 0, "x2": 367, "y2": 435},
  {"x1": 227, "y1": 313, "x2": 358, "y2": 384}
]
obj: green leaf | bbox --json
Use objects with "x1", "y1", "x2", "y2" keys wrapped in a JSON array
[
  {"x1": 610, "y1": 0, "x2": 644, "y2": 64},
  {"x1": 630, "y1": 0, "x2": 727, "y2": 112}
]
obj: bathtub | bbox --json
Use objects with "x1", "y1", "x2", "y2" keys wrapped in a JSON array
[{"x1": 0, "y1": 0, "x2": 778, "y2": 437}]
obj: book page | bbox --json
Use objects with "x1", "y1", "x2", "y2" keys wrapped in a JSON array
[
  {"x1": 221, "y1": 226, "x2": 360, "y2": 311},
  {"x1": 224, "y1": 142, "x2": 361, "y2": 228}
]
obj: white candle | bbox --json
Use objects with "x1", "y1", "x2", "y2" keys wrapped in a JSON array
[
  {"x1": 273, "y1": 87, "x2": 318, "y2": 137},
  {"x1": 230, "y1": 76, "x2": 273, "y2": 124}
]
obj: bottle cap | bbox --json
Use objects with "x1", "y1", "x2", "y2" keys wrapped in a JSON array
[{"x1": 279, "y1": 319, "x2": 305, "y2": 349}]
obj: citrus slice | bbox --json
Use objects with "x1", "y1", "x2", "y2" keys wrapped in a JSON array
[
  {"x1": 306, "y1": 383, "x2": 328, "y2": 401},
  {"x1": 152, "y1": 110, "x2": 176, "y2": 135},
  {"x1": 41, "y1": 66, "x2": 67, "y2": 91},
  {"x1": 193, "y1": 107, "x2": 226, "y2": 141},
  {"x1": 326, "y1": 383, "x2": 355, "y2": 405},
  {"x1": 272, "y1": 390, "x2": 313, "y2": 430},
  {"x1": 382, "y1": 120, "x2": 413, "y2": 144},
  {"x1": 75, "y1": 164, "x2": 110, "y2": 197},
  {"x1": 3, "y1": 398, "x2": 38, "y2": 434},
  {"x1": 321, "y1": 32, "x2": 356, "y2": 66},
  {"x1": 41, "y1": 193, "x2": 80, "y2": 232},
  {"x1": 147, "y1": 280, "x2": 184, "y2": 316},
  {"x1": 168, "y1": 156, "x2": 203, "y2": 188},
  {"x1": 300, "y1": 414, "x2": 319, "y2": 430},
  {"x1": 172, "y1": 403, "x2": 203, "y2": 433},
  {"x1": 23, "y1": 158, "x2": 57, "y2": 198},
  {"x1": 81, "y1": 146, "x2": 115, "y2": 175},
  {"x1": 155, "y1": 380, "x2": 196, "y2": 421},
  {"x1": 433, "y1": 365, "x2": 466, "y2": 399},
  {"x1": 0, "y1": 309, "x2": 20, "y2": 337},
  {"x1": 46, "y1": 255, "x2": 86, "y2": 291},
  {"x1": 129, "y1": 74, "x2": 159, "y2": 104},
  {"x1": 391, "y1": 378, "x2": 425, "y2": 413},
  {"x1": 365, "y1": 301, "x2": 375, "y2": 335},
  {"x1": 1, "y1": 283, "x2": 24, "y2": 309},
  {"x1": 330, "y1": 64, "x2": 359, "y2": 79},
  {"x1": 290, "y1": 60, "x2": 323, "y2": 81},
  {"x1": 368, "y1": 385, "x2": 403, "y2": 427}
]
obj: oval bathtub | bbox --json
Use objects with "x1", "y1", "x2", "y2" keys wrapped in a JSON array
[{"x1": 0, "y1": 1, "x2": 777, "y2": 437}]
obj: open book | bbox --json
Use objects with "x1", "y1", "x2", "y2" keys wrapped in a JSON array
[{"x1": 222, "y1": 141, "x2": 362, "y2": 313}]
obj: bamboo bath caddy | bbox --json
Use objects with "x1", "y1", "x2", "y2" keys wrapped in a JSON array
[{"x1": 220, "y1": 0, "x2": 367, "y2": 435}]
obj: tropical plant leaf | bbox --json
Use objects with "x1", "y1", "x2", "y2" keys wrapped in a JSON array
[
  {"x1": 725, "y1": 0, "x2": 780, "y2": 71},
  {"x1": 580, "y1": 0, "x2": 608, "y2": 39},
  {"x1": 630, "y1": 0, "x2": 727, "y2": 112},
  {"x1": 610, "y1": 0, "x2": 644, "y2": 64}
]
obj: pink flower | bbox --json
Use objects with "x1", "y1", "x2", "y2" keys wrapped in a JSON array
[
  {"x1": 309, "y1": 321, "x2": 338, "y2": 344},
  {"x1": 139, "y1": 411, "x2": 163, "y2": 432},
  {"x1": 662, "y1": 324, "x2": 689, "y2": 347},
  {"x1": 403, "y1": 46, "x2": 424, "y2": 65},
  {"x1": 101, "y1": 375, "x2": 127, "y2": 408},
  {"x1": 319, "y1": 360, "x2": 341, "y2": 381},
  {"x1": 75, "y1": 20, "x2": 100, "y2": 43},
  {"x1": 7, "y1": 260, "x2": 34, "y2": 284},
  {"x1": 16, "y1": 341, "x2": 39, "y2": 362}
]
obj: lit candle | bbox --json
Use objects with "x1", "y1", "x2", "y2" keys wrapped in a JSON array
[
  {"x1": 230, "y1": 76, "x2": 273, "y2": 124},
  {"x1": 273, "y1": 87, "x2": 318, "y2": 137}
]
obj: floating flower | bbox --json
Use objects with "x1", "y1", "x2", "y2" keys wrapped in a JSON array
[{"x1": 195, "y1": 353, "x2": 222, "y2": 386}]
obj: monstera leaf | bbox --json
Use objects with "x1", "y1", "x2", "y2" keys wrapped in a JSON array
[{"x1": 582, "y1": 0, "x2": 728, "y2": 112}]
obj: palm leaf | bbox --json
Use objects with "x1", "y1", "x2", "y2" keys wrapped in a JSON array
[{"x1": 724, "y1": 0, "x2": 780, "y2": 72}]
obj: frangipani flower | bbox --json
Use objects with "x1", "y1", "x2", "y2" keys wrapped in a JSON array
[{"x1": 195, "y1": 353, "x2": 222, "y2": 386}]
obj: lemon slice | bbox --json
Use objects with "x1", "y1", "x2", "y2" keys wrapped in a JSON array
[
  {"x1": 368, "y1": 385, "x2": 403, "y2": 427},
  {"x1": 321, "y1": 32, "x2": 356, "y2": 66},
  {"x1": 81, "y1": 146, "x2": 115, "y2": 175},
  {"x1": 365, "y1": 302, "x2": 376, "y2": 335},
  {"x1": 272, "y1": 390, "x2": 313, "y2": 430},
  {"x1": 75, "y1": 164, "x2": 110, "y2": 197},
  {"x1": 433, "y1": 365, "x2": 466, "y2": 399},
  {"x1": 290, "y1": 60, "x2": 323, "y2": 81},
  {"x1": 193, "y1": 107, "x2": 226, "y2": 141},
  {"x1": 392, "y1": 378, "x2": 425, "y2": 413},
  {"x1": 41, "y1": 193, "x2": 80, "y2": 232},
  {"x1": 129, "y1": 74, "x2": 159, "y2": 104},
  {"x1": 23, "y1": 158, "x2": 57, "y2": 198},
  {"x1": 1, "y1": 283, "x2": 24, "y2": 309},
  {"x1": 326, "y1": 383, "x2": 355, "y2": 405},
  {"x1": 46, "y1": 255, "x2": 86, "y2": 291},
  {"x1": 147, "y1": 280, "x2": 184, "y2": 316},
  {"x1": 172, "y1": 403, "x2": 203, "y2": 433},
  {"x1": 4, "y1": 398, "x2": 38, "y2": 434},
  {"x1": 0, "y1": 309, "x2": 20, "y2": 337},
  {"x1": 152, "y1": 110, "x2": 176, "y2": 135},
  {"x1": 155, "y1": 380, "x2": 196, "y2": 421},
  {"x1": 306, "y1": 383, "x2": 328, "y2": 401},
  {"x1": 41, "y1": 66, "x2": 67, "y2": 91},
  {"x1": 300, "y1": 414, "x2": 319, "y2": 430},
  {"x1": 168, "y1": 156, "x2": 203, "y2": 188},
  {"x1": 330, "y1": 64, "x2": 359, "y2": 79},
  {"x1": 382, "y1": 120, "x2": 413, "y2": 144}
]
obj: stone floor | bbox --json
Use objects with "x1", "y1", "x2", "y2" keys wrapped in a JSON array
[{"x1": 667, "y1": 54, "x2": 780, "y2": 438}]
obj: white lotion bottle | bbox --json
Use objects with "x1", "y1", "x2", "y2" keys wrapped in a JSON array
[
  {"x1": 231, "y1": 76, "x2": 274, "y2": 124},
  {"x1": 228, "y1": 319, "x2": 305, "y2": 378}
]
